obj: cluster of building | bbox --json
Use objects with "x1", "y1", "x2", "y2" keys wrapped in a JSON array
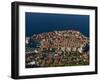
[
  {"x1": 25, "y1": 30, "x2": 89, "y2": 68},
  {"x1": 30, "y1": 30, "x2": 89, "y2": 53}
]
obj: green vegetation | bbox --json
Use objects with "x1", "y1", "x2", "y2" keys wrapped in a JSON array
[{"x1": 26, "y1": 50, "x2": 89, "y2": 67}]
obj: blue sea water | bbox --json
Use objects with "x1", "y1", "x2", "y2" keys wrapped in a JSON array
[{"x1": 25, "y1": 12, "x2": 89, "y2": 37}]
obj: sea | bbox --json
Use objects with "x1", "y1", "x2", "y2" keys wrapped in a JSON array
[{"x1": 25, "y1": 12, "x2": 89, "y2": 38}]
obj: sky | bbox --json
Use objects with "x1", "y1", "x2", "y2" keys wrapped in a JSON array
[{"x1": 25, "y1": 12, "x2": 89, "y2": 37}]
